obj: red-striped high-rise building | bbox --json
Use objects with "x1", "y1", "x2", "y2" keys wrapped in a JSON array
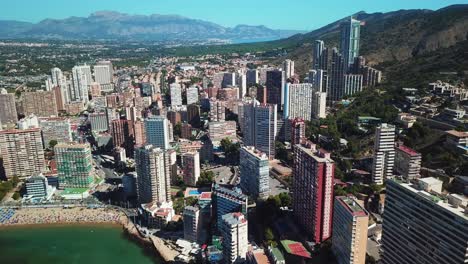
[{"x1": 292, "y1": 140, "x2": 334, "y2": 244}]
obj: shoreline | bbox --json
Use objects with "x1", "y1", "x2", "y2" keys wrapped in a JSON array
[
  {"x1": 0, "y1": 221, "x2": 123, "y2": 229},
  {"x1": 0, "y1": 207, "x2": 171, "y2": 263}
]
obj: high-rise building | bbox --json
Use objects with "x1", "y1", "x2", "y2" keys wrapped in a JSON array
[
  {"x1": 135, "y1": 145, "x2": 172, "y2": 204},
  {"x1": 340, "y1": 17, "x2": 361, "y2": 69},
  {"x1": 290, "y1": 118, "x2": 305, "y2": 145},
  {"x1": 187, "y1": 104, "x2": 200, "y2": 128},
  {"x1": 209, "y1": 99, "x2": 226, "y2": 122},
  {"x1": 222, "y1": 72, "x2": 236, "y2": 88},
  {"x1": 292, "y1": 141, "x2": 334, "y2": 244},
  {"x1": 55, "y1": 143, "x2": 93, "y2": 188},
  {"x1": 243, "y1": 102, "x2": 277, "y2": 159},
  {"x1": 329, "y1": 48, "x2": 345, "y2": 101},
  {"x1": 220, "y1": 212, "x2": 248, "y2": 264},
  {"x1": 313, "y1": 69, "x2": 329, "y2": 93},
  {"x1": 111, "y1": 119, "x2": 135, "y2": 157},
  {"x1": 236, "y1": 73, "x2": 247, "y2": 98},
  {"x1": 362, "y1": 66, "x2": 382, "y2": 87},
  {"x1": 0, "y1": 90, "x2": 18, "y2": 125},
  {"x1": 93, "y1": 64, "x2": 111, "y2": 82},
  {"x1": 72, "y1": 65, "x2": 92, "y2": 103},
  {"x1": 187, "y1": 86, "x2": 199, "y2": 105},
  {"x1": 256, "y1": 85, "x2": 267, "y2": 105},
  {"x1": 134, "y1": 119, "x2": 146, "y2": 147},
  {"x1": 246, "y1": 69, "x2": 259, "y2": 86},
  {"x1": 170, "y1": 83, "x2": 183, "y2": 107},
  {"x1": 25, "y1": 174, "x2": 51, "y2": 198},
  {"x1": 312, "y1": 91, "x2": 327, "y2": 119},
  {"x1": 145, "y1": 116, "x2": 170, "y2": 150},
  {"x1": 266, "y1": 70, "x2": 285, "y2": 108},
  {"x1": 394, "y1": 144, "x2": 421, "y2": 181},
  {"x1": 183, "y1": 206, "x2": 201, "y2": 243},
  {"x1": 89, "y1": 112, "x2": 109, "y2": 132},
  {"x1": 38, "y1": 117, "x2": 72, "y2": 147},
  {"x1": 343, "y1": 74, "x2": 363, "y2": 97},
  {"x1": 332, "y1": 196, "x2": 369, "y2": 264},
  {"x1": 22, "y1": 90, "x2": 58, "y2": 117},
  {"x1": 51, "y1": 67, "x2": 64, "y2": 87},
  {"x1": 313, "y1": 40, "x2": 328, "y2": 70},
  {"x1": 283, "y1": 59, "x2": 295, "y2": 79},
  {"x1": 96, "y1": 60, "x2": 114, "y2": 78},
  {"x1": 182, "y1": 151, "x2": 200, "y2": 186},
  {"x1": 372, "y1": 123, "x2": 395, "y2": 185},
  {"x1": 381, "y1": 179, "x2": 468, "y2": 264},
  {"x1": 0, "y1": 128, "x2": 45, "y2": 178},
  {"x1": 284, "y1": 83, "x2": 314, "y2": 121},
  {"x1": 213, "y1": 185, "x2": 248, "y2": 229},
  {"x1": 240, "y1": 146, "x2": 270, "y2": 200}
]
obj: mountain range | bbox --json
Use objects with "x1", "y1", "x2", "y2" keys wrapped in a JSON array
[{"x1": 0, "y1": 11, "x2": 305, "y2": 42}]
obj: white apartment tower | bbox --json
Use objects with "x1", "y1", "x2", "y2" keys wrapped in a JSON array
[
  {"x1": 312, "y1": 91, "x2": 327, "y2": 119},
  {"x1": 187, "y1": 86, "x2": 199, "y2": 105},
  {"x1": 284, "y1": 83, "x2": 314, "y2": 121},
  {"x1": 283, "y1": 59, "x2": 295, "y2": 79},
  {"x1": 72, "y1": 65, "x2": 92, "y2": 103},
  {"x1": 170, "y1": 83, "x2": 183, "y2": 107},
  {"x1": 372, "y1": 123, "x2": 396, "y2": 185},
  {"x1": 221, "y1": 212, "x2": 248, "y2": 264}
]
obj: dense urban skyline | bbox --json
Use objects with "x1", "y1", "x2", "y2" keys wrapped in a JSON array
[{"x1": 0, "y1": 0, "x2": 466, "y2": 30}]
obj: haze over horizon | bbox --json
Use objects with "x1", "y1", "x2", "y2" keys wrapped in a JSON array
[{"x1": 1, "y1": 0, "x2": 466, "y2": 30}]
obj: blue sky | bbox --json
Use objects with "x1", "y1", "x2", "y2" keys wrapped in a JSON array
[{"x1": 1, "y1": 0, "x2": 467, "y2": 30}]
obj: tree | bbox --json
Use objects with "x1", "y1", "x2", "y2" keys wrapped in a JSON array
[
  {"x1": 186, "y1": 197, "x2": 198, "y2": 206},
  {"x1": 12, "y1": 192, "x2": 20, "y2": 200},
  {"x1": 265, "y1": 227, "x2": 274, "y2": 241},
  {"x1": 174, "y1": 122, "x2": 182, "y2": 138},
  {"x1": 197, "y1": 171, "x2": 214, "y2": 187},
  {"x1": 48, "y1": 140, "x2": 58, "y2": 150},
  {"x1": 278, "y1": 192, "x2": 291, "y2": 207},
  {"x1": 220, "y1": 138, "x2": 240, "y2": 163}
]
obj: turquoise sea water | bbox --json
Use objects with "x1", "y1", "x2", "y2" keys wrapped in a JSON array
[{"x1": 0, "y1": 225, "x2": 161, "y2": 264}]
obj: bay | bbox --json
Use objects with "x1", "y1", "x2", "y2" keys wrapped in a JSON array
[{"x1": 0, "y1": 225, "x2": 161, "y2": 264}]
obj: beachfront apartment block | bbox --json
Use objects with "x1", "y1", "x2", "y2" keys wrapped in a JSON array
[
  {"x1": 55, "y1": 143, "x2": 93, "y2": 188},
  {"x1": 0, "y1": 128, "x2": 45, "y2": 178}
]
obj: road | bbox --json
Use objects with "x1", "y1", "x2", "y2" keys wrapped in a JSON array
[{"x1": 269, "y1": 176, "x2": 289, "y2": 196}]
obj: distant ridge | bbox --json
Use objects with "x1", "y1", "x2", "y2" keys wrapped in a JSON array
[{"x1": 0, "y1": 11, "x2": 305, "y2": 42}]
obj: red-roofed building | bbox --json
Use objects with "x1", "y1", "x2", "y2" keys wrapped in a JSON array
[{"x1": 395, "y1": 144, "x2": 421, "y2": 180}]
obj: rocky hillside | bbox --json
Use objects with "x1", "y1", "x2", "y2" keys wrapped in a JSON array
[{"x1": 0, "y1": 11, "x2": 304, "y2": 42}]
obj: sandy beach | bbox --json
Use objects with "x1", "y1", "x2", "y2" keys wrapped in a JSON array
[{"x1": 0, "y1": 207, "x2": 127, "y2": 226}]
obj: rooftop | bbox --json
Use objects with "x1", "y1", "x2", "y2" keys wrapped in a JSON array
[
  {"x1": 396, "y1": 145, "x2": 420, "y2": 157},
  {"x1": 336, "y1": 196, "x2": 368, "y2": 217},
  {"x1": 392, "y1": 180, "x2": 467, "y2": 220},
  {"x1": 446, "y1": 130, "x2": 468, "y2": 138},
  {"x1": 280, "y1": 240, "x2": 311, "y2": 259}
]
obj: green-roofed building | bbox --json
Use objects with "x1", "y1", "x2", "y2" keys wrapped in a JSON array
[{"x1": 55, "y1": 143, "x2": 93, "y2": 188}]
